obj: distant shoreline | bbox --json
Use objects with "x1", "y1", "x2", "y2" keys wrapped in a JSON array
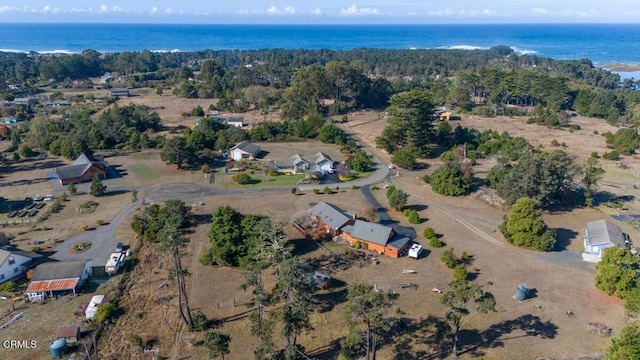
[{"x1": 597, "y1": 63, "x2": 640, "y2": 71}]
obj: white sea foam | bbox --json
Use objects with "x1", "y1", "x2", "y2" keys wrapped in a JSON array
[
  {"x1": 37, "y1": 49, "x2": 77, "y2": 55},
  {"x1": 151, "y1": 49, "x2": 181, "y2": 53},
  {"x1": 511, "y1": 47, "x2": 537, "y2": 55},
  {"x1": 0, "y1": 48, "x2": 27, "y2": 53},
  {"x1": 439, "y1": 45, "x2": 488, "y2": 51}
]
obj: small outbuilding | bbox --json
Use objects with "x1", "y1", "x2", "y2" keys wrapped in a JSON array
[
  {"x1": 307, "y1": 272, "x2": 332, "y2": 290},
  {"x1": 56, "y1": 326, "x2": 81, "y2": 343}
]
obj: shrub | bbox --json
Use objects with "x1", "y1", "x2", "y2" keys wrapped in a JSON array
[
  {"x1": 429, "y1": 237, "x2": 444, "y2": 248},
  {"x1": 407, "y1": 210, "x2": 420, "y2": 224},
  {"x1": 591, "y1": 151, "x2": 599, "y2": 158},
  {"x1": 189, "y1": 310, "x2": 208, "y2": 332},
  {"x1": 339, "y1": 175, "x2": 354, "y2": 182},
  {"x1": 440, "y1": 248, "x2": 459, "y2": 269},
  {"x1": 96, "y1": 220, "x2": 105, "y2": 226},
  {"x1": 453, "y1": 264, "x2": 468, "y2": 280},
  {"x1": 0, "y1": 281, "x2": 17, "y2": 293},
  {"x1": 232, "y1": 172, "x2": 252, "y2": 184},
  {"x1": 603, "y1": 151, "x2": 620, "y2": 161},
  {"x1": 94, "y1": 302, "x2": 118, "y2": 323},
  {"x1": 551, "y1": 139, "x2": 560, "y2": 146},
  {"x1": 291, "y1": 187, "x2": 298, "y2": 195},
  {"x1": 593, "y1": 130, "x2": 599, "y2": 135},
  {"x1": 313, "y1": 189, "x2": 320, "y2": 194},
  {"x1": 267, "y1": 171, "x2": 279, "y2": 176},
  {"x1": 569, "y1": 124, "x2": 581, "y2": 131},
  {"x1": 386, "y1": 186, "x2": 397, "y2": 199},
  {"x1": 353, "y1": 241, "x2": 362, "y2": 249},
  {"x1": 323, "y1": 186, "x2": 333, "y2": 194},
  {"x1": 423, "y1": 227, "x2": 436, "y2": 239},
  {"x1": 351, "y1": 185, "x2": 358, "y2": 190},
  {"x1": 130, "y1": 334, "x2": 143, "y2": 346}
]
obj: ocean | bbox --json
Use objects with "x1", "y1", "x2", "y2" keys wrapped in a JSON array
[{"x1": 0, "y1": 23, "x2": 639, "y2": 66}]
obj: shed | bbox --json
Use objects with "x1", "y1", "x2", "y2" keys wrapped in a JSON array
[{"x1": 56, "y1": 326, "x2": 80, "y2": 343}]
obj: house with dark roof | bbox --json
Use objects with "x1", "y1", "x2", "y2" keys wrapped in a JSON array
[
  {"x1": 341, "y1": 220, "x2": 411, "y2": 258},
  {"x1": 308, "y1": 201, "x2": 354, "y2": 235},
  {"x1": 229, "y1": 141, "x2": 261, "y2": 161},
  {"x1": 0, "y1": 247, "x2": 42, "y2": 284},
  {"x1": 274, "y1": 152, "x2": 334, "y2": 174},
  {"x1": 26, "y1": 260, "x2": 92, "y2": 301},
  {"x1": 583, "y1": 219, "x2": 630, "y2": 262},
  {"x1": 53, "y1": 153, "x2": 108, "y2": 185}
]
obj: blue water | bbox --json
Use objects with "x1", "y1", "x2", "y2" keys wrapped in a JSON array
[{"x1": 0, "y1": 23, "x2": 639, "y2": 64}]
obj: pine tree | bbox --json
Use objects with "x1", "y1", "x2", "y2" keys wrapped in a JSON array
[{"x1": 89, "y1": 175, "x2": 107, "y2": 197}]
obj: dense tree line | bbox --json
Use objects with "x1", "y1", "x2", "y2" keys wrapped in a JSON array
[{"x1": 3, "y1": 47, "x2": 639, "y2": 124}]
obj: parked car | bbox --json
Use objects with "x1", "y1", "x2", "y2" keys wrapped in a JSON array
[
  {"x1": 32, "y1": 195, "x2": 42, "y2": 202},
  {"x1": 387, "y1": 164, "x2": 396, "y2": 169},
  {"x1": 43, "y1": 194, "x2": 53, "y2": 201},
  {"x1": 115, "y1": 242, "x2": 123, "y2": 253}
]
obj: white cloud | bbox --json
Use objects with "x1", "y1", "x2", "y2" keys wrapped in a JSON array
[
  {"x1": 310, "y1": 8, "x2": 322, "y2": 15},
  {"x1": 340, "y1": 4, "x2": 380, "y2": 16},
  {"x1": 238, "y1": 9, "x2": 262, "y2": 14},
  {"x1": 428, "y1": 8, "x2": 453, "y2": 16},
  {"x1": 151, "y1": 7, "x2": 158, "y2": 15},
  {"x1": 531, "y1": 8, "x2": 548, "y2": 15},
  {"x1": 165, "y1": 7, "x2": 174, "y2": 14},
  {"x1": 458, "y1": 9, "x2": 497, "y2": 17},
  {"x1": 265, "y1": 5, "x2": 296, "y2": 15}
]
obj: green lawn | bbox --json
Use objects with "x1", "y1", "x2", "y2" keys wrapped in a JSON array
[{"x1": 129, "y1": 163, "x2": 159, "y2": 181}]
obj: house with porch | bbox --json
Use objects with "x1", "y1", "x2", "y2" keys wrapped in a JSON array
[
  {"x1": 582, "y1": 219, "x2": 630, "y2": 262},
  {"x1": 0, "y1": 247, "x2": 42, "y2": 284},
  {"x1": 53, "y1": 153, "x2": 108, "y2": 185},
  {"x1": 229, "y1": 141, "x2": 261, "y2": 161},
  {"x1": 26, "y1": 260, "x2": 92, "y2": 301},
  {"x1": 274, "y1": 152, "x2": 334, "y2": 174}
]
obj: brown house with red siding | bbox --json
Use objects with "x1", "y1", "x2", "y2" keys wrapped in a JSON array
[
  {"x1": 54, "y1": 153, "x2": 108, "y2": 185},
  {"x1": 308, "y1": 202, "x2": 354, "y2": 236}
]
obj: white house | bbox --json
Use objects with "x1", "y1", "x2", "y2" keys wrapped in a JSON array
[
  {"x1": 582, "y1": 220, "x2": 629, "y2": 262},
  {"x1": 229, "y1": 141, "x2": 261, "y2": 161},
  {"x1": 26, "y1": 260, "x2": 92, "y2": 301},
  {"x1": 0, "y1": 247, "x2": 41, "y2": 284},
  {"x1": 273, "y1": 152, "x2": 334, "y2": 174}
]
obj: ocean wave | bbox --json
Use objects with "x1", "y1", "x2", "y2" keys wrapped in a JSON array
[
  {"x1": 0, "y1": 48, "x2": 27, "y2": 53},
  {"x1": 37, "y1": 50, "x2": 77, "y2": 55},
  {"x1": 151, "y1": 49, "x2": 181, "y2": 53},
  {"x1": 439, "y1": 45, "x2": 489, "y2": 51},
  {"x1": 511, "y1": 47, "x2": 537, "y2": 55}
]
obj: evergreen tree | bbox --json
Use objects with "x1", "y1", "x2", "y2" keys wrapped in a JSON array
[
  {"x1": 499, "y1": 197, "x2": 556, "y2": 251},
  {"x1": 604, "y1": 323, "x2": 640, "y2": 360},
  {"x1": 204, "y1": 331, "x2": 231, "y2": 360},
  {"x1": 89, "y1": 175, "x2": 107, "y2": 197}
]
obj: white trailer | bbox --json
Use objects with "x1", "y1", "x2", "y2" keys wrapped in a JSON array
[
  {"x1": 105, "y1": 252, "x2": 124, "y2": 275},
  {"x1": 85, "y1": 294, "x2": 106, "y2": 320},
  {"x1": 408, "y1": 244, "x2": 423, "y2": 259}
]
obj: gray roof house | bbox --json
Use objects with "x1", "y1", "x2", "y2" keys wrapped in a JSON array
[
  {"x1": 229, "y1": 141, "x2": 261, "y2": 161},
  {"x1": 583, "y1": 219, "x2": 629, "y2": 262},
  {"x1": 26, "y1": 260, "x2": 93, "y2": 301},
  {"x1": 274, "y1": 152, "x2": 334, "y2": 174},
  {"x1": 308, "y1": 202, "x2": 353, "y2": 231},
  {"x1": 343, "y1": 220, "x2": 395, "y2": 246},
  {"x1": 0, "y1": 247, "x2": 42, "y2": 284},
  {"x1": 54, "y1": 153, "x2": 108, "y2": 185}
]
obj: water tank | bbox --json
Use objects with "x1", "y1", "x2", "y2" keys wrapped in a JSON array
[
  {"x1": 515, "y1": 284, "x2": 529, "y2": 301},
  {"x1": 50, "y1": 339, "x2": 67, "y2": 358}
]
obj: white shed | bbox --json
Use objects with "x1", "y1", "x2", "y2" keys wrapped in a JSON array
[{"x1": 85, "y1": 295, "x2": 106, "y2": 320}]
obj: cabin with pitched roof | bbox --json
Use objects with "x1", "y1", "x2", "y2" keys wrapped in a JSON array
[
  {"x1": 53, "y1": 153, "x2": 108, "y2": 185},
  {"x1": 341, "y1": 220, "x2": 411, "y2": 258}
]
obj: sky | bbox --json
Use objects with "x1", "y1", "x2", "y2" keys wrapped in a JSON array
[{"x1": 0, "y1": 1, "x2": 639, "y2": 24}]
